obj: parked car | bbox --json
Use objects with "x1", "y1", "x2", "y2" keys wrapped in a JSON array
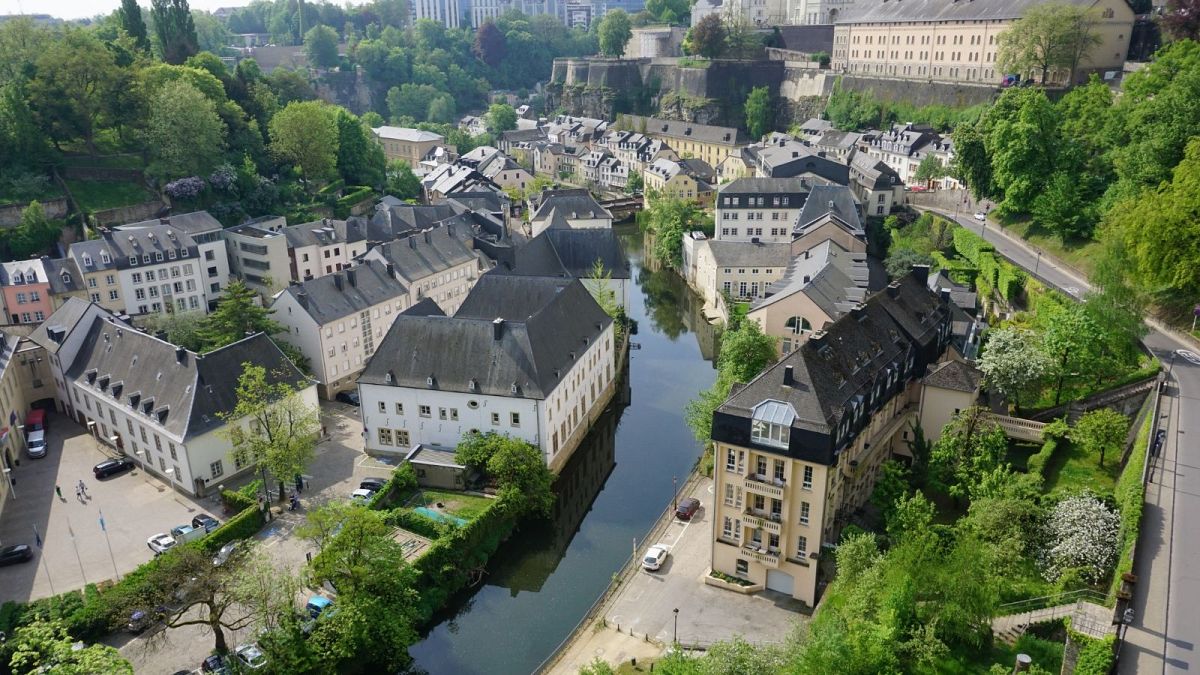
[
  {"x1": 306, "y1": 595, "x2": 333, "y2": 620},
  {"x1": 350, "y1": 488, "x2": 375, "y2": 502},
  {"x1": 170, "y1": 524, "x2": 205, "y2": 544},
  {"x1": 127, "y1": 606, "x2": 167, "y2": 634},
  {"x1": 26, "y1": 430, "x2": 46, "y2": 459},
  {"x1": 192, "y1": 514, "x2": 220, "y2": 532},
  {"x1": 642, "y1": 544, "x2": 670, "y2": 571},
  {"x1": 212, "y1": 542, "x2": 238, "y2": 567},
  {"x1": 234, "y1": 643, "x2": 267, "y2": 670},
  {"x1": 146, "y1": 533, "x2": 177, "y2": 555},
  {"x1": 675, "y1": 497, "x2": 700, "y2": 520},
  {"x1": 25, "y1": 408, "x2": 45, "y2": 433},
  {"x1": 0, "y1": 544, "x2": 33, "y2": 567},
  {"x1": 93, "y1": 458, "x2": 134, "y2": 479},
  {"x1": 359, "y1": 477, "x2": 387, "y2": 492},
  {"x1": 973, "y1": 211, "x2": 987, "y2": 222},
  {"x1": 335, "y1": 390, "x2": 360, "y2": 406},
  {"x1": 200, "y1": 654, "x2": 230, "y2": 674}
]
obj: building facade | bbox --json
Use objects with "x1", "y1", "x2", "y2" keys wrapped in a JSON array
[
  {"x1": 223, "y1": 217, "x2": 290, "y2": 297},
  {"x1": 715, "y1": 178, "x2": 812, "y2": 243},
  {"x1": 360, "y1": 225, "x2": 483, "y2": 315},
  {"x1": 284, "y1": 218, "x2": 369, "y2": 283},
  {"x1": 373, "y1": 126, "x2": 453, "y2": 168},
  {"x1": 0, "y1": 260, "x2": 54, "y2": 325},
  {"x1": 615, "y1": 115, "x2": 748, "y2": 169}
]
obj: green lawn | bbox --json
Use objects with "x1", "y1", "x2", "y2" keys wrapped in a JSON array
[
  {"x1": 408, "y1": 489, "x2": 493, "y2": 521},
  {"x1": 995, "y1": 217, "x2": 1102, "y2": 280},
  {"x1": 65, "y1": 180, "x2": 154, "y2": 212},
  {"x1": 60, "y1": 153, "x2": 145, "y2": 170},
  {"x1": 1042, "y1": 440, "x2": 1121, "y2": 498}
]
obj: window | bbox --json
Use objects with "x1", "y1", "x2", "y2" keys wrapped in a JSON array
[
  {"x1": 395, "y1": 429, "x2": 410, "y2": 446},
  {"x1": 378, "y1": 401, "x2": 386, "y2": 413},
  {"x1": 491, "y1": 412, "x2": 500, "y2": 425},
  {"x1": 418, "y1": 405, "x2": 431, "y2": 417},
  {"x1": 438, "y1": 407, "x2": 447, "y2": 420},
  {"x1": 395, "y1": 402, "x2": 404, "y2": 415},
  {"x1": 15, "y1": 293, "x2": 25, "y2": 305},
  {"x1": 722, "y1": 516, "x2": 733, "y2": 538},
  {"x1": 751, "y1": 420, "x2": 790, "y2": 448},
  {"x1": 169, "y1": 442, "x2": 177, "y2": 460},
  {"x1": 800, "y1": 501, "x2": 810, "y2": 525},
  {"x1": 108, "y1": 290, "x2": 119, "y2": 300},
  {"x1": 735, "y1": 559, "x2": 749, "y2": 576},
  {"x1": 210, "y1": 460, "x2": 224, "y2": 478},
  {"x1": 724, "y1": 483, "x2": 735, "y2": 506},
  {"x1": 450, "y1": 408, "x2": 459, "y2": 421},
  {"x1": 796, "y1": 536, "x2": 809, "y2": 557},
  {"x1": 510, "y1": 412, "x2": 520, "y2": 427},
  {"x1": 773, "y1": 459, "x2": 785, "y2": 483},
  {"x1": 87, "y1": 277, "x2": 97, "y2": 288},
  {"x1": 726, "y1": 448, "x2": 737, "y2": 472},
  {"x1": 803, "y1": 465, "x2": 813, "y2": 489},
  {"x1": 378, "y1": 427, "x2": 394, "y2": 445},
  {"x1": 33, "y1": 311, "x2": 44, "y2": 321}
]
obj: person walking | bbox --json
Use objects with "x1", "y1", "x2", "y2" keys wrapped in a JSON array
[
  {"x1": 55, "y1": 485, "x2": 62, "y2": 500},
  {"x1": 75, "y1": 485, "x2": 83, "y2": 503},
  {"x1": 77, "y1": 479, "x2": 87, "y2": 498}
]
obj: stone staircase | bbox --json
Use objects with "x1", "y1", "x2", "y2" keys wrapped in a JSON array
[{"x1": 991, "y1": 591, "x2": 1114, "y2": 646}]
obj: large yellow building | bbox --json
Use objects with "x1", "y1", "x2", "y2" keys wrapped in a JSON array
[
  {"x1": 615, "y1": 115, "x2": 748, "y2": 169},
  {"x1": 831, "y1": 0, "x2": 1135, "y2": 86},
  {"x1": 709, "y1": 271, "x2": 957, "y2": 606}
]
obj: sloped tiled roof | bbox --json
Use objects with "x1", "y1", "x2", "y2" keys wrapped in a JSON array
[{"x1": 923, "y1": 359, "x2": 983, "y2": 393}]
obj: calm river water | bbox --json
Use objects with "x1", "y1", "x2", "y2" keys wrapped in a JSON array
[{"x1": 407, "y1": 227, "x2": 719, "y2": 674}]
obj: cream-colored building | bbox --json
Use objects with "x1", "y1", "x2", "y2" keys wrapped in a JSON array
[
  {"x1": 283, "y1": 218, "x2": 369, "y2": 282},
  {"x1": 709, "y1": 272, "x2": 953, "y2": 606},
  {"x1": 831, "y1": 0, "x2": 1135, "y2": 86},
  {"x1": 643, "y1": 159, "x2": 715, "y2": 206},
  {"x1": 373, "y1": 127, "x2": 454, "y2": 169},
  {"x1": 615, "y1": 116, "x2": 748, "y2": 170},
  {"x1": 0, "y1": 330, "x2": 55, "y2": 519},
  {"x1": 917, "y1": 358, "x2": 983, "y2": 442}
]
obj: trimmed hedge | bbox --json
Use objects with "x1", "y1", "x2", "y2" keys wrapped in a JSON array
[
  {"x1": 367, "y1": 463, "x2": 418, "y2": 510},
  {"x1": 1026, "y1": 438, "x2": 1061, "y2": 478},
  {"x1": 1108, "y1": 399, "x2": 1154, "y2": 603},
  {"x1": 951, "y1": 227, "x2": 994, "y2": 264},
  {"x1": 386, "y1": 507, "x2": 444, "y2": 540},
  {"x1": 1071, "y1": 632, "x2": 1116, "y2": 675}
]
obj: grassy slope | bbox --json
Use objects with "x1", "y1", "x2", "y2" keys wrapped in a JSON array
[{"x1": 65, "y1": 180, "x2": 154, "y2": 212}]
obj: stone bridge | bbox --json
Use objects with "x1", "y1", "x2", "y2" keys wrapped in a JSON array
[
  {"x1": 598, "y1": 196, "x2": 644, "y2": 222},
  {"x1": 982, "y1": 412, "x2": 1047, "y2": 443}
]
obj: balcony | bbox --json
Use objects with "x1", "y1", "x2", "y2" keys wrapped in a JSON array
[
  {"x1": 743, "y1": 507, "x2": 783, "y2": 534},
  {"x1": 741, "y1": 544, "x2": 781, "y2": 568},
  {"x1": 743, "y1": 474, "x2": 785, "y2": 499}
]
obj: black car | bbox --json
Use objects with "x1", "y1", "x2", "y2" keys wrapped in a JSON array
[
  {"x1": 192, "y1": 514, "x2": 221, "y2": 532},
  {"x1": 675, "y1": 497, "x2": 701, "y2": 520},
  {"x1": 200, "y1": 654, "x2": 230, "y2": 674},
  {"x1": 359, "y1": 477, "x2": 388, "y2": 492},
  {"x1": 93, "y1": 458, "x2": 134, "y2": 479},
  {"x1": 335, "y1": 390, "x2": 360, "y2": 407},
  {"x1": 0, "y1": 544, "x2": 33, "y2": 567}
]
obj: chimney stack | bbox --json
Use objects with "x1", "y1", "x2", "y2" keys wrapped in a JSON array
[
  {"x1": 347, "y1": 269, "x2": 357, "y2": 288},
  {"x1": 409, "y1": 236, "x2": 417, "y2": 249},
  {"x1": 886, "y1": 281, "x2": 901, "y2": 298},
  {"x1": 386, "y1": 262, "x2": 395, "y2": 278},
  {"x1": 424, "y1": 230, "x2": 432, "y2": 244},
  {"x1": 296, "y1": 290, "x2": 308, "y2": 308},
  {"x1": 334, "y1": 274, "x2": 344, "y2": 291},
  {"x1": 175, "y1": 347, "x2": 186, "y2": 363},
  {"x1": 492, "y1": 317, "x2": 505, "y2": 341},
  {"x1": 783, "y1": 365, "x2": 794, "y2": 387},
  {"x1": 910, "y1": 264, "x2": 930, "y2": 285},
  {"x1": 940, "y1": 288, "x2": 950, "y2": 304}
]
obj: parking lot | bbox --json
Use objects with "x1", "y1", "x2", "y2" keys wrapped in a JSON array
[
  {"x1": 605, "y1": 477, "x2": 809, "y2": 647},
  {"x1": 0, "y1": 411, "x2": 224, "y2": 604}
]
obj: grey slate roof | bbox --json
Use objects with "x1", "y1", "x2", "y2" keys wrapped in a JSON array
[
  {"x1": 30, "y1": 297, "x2": 100, "y2": 355},
  {"x1": 117, "y1": 211, "x2": 221, "y2": 236},
  {"x1": 278, "y1": 260, "x2": 408, "y2": 326},
  {"x1": 850, "y1": 153, "x2": 903, "y2": 190},
  {"x1": 754, "y1": 241, "x2": 869, "y2": 318},
  {"x1": 923, "y1": 359, "x2": 982, "y2": 393},
  {"x1": 720, "y1": 177, "x2": 813, "y2": 197},
  {"x1": 706, "y1": 241, "x2": 793, "y2": 268},
  {"x1": 44, "y1": 257, "x2": 83, "y2": 295},
  {"x1": 283, "y1": 218, "x2": 367, "y2": 248},
  {"x1": 359, "y1": 276, "x2": 612, "y2": 400},
  {"x1": 617, "y1": 115, "x2": 748, "y2": 146},
  {"x1": 795, "y1": 185, "x2": 864, "y2": 236},
  {"x1": 63, "y1": 312, "x2": 306, "y2": 439},
  {"x1": 531, "y1": 189, "x2": 612, "y2": 224},
  {"x1": 97, "y1": 225, "x2": 200, "y2": 271},
  {"x1": 367, "y1": 226, "x2": 478, "y2": 284},
  {"x1": 368, "y1": 203, "x2": 460, "y2": 242},
  {"x1": 838, "y1": 0, "x2": 1112, "y2": 24},
  {"x1": 497, "y1": 229, "x2": 630, "y2": 280}
]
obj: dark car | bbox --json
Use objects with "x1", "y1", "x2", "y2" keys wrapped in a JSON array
[
  {"x1": 93, "y1": 458, "x2": 134, "y2": 479},
  {"x1": 335, "y1": 390, "x2": 360, "y2": 407},
  {"x1": 675, "y1": 497, "x2": 700, "y2": 520},
  {"x1": 0, "y1": 544, "x2": 33, "y2": 567},
  {"x1": 192, "y1": 514, "x2": 221, "y2": 532},
  {"x1": 359, "y1": 477, "x2": 387, "y2": 492},
  {"x1": 201, "y1": 654, "x2": 230, "y2": 674}
]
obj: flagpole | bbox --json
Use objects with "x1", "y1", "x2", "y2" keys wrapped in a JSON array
[
  {"x1": 99, "y1": 510, "x2": 119, "y2": 581},
  {"x1": 66, "y1": 517, "x2": 86, "y2": 585}
]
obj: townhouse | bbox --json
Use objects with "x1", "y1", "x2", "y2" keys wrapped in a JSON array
[
  {"x1": 116, "y1": 211, "x2": 231, "y2": 308},
  {"x1": 284, "y1": 218, "x2": 369, "y2": 282},
  {"x1": 223, "y1": 216, "x2": 289, "y2": 296},
  {"x1": 529, "y1": 189, "x2": 614, "y2": 236},
  {"x1": 271, "y1": 261, "x2": 411, "y2": 399},
  {"x1": 643, "y1": 158, "x2": 716, "y2": 206},
  {"x1": 30, "y1": 298, "x2": 315, "y2": 497},
  {"x1": 460, "y1": 147, "x2": 535, "y2": 193},
  {"x1": 616, "y1": 115, "x2": 748, "y2": 169},
  {"x1": 360, "y1": 224, "x2": 483, "y2": 315},
  {"x1": 373, "y1": 126, "x2": 455, "y2": 170},
  {"x1": 849, "y1": 153, "x2": 905, "y2": 216},
  {"x1": 358, "y1": 275, "x2": 616, "y2": 473},
  {"x1": 0, "y1": 259, "x2": 54, "y2": 325},
  {"x1": 715, "y1": 178, "x2": 812, "y2": 243},
  {"x1": 0, "y1": 328, "x2": 56, "y2": 518}
]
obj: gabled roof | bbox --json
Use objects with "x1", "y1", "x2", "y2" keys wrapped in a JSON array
[
  {"x1": 44, "y1": 257, "x2": 83, "y2": 295},
  {"x1": 276, "y1": 260, "x2": 408, "y2": 326},
  {"x1": 283, "y1": 218, "x2": 367, "y2": 248},
  {"x1": 368, "y1": 203, "x2": 460, "y2": 242},
  {"x1": 497, "y1": 229, "x2": 630, "y2": 281},
  {"x1": 752, "y1": 240, "x2": 869, "y2": 318},
  {"x1": 617, "y1": 115, "x2": 748, "y2": 146},
  {"x1": 706, "y1": 241, "x2": 793, "y2": 268},
  {"x1": 923, "y1": 359, "x2": 982, "y2": 393},
  {"x1": 720, "y1": 176, "x2": 813, "y2": 196},
  {"x1": 359, "y1": 276, "x2": 611, "y2": 400},
  {"x1": 367, "y1": 226, "x2": 479, "y2": 285},
  {"x1": 530, "y1": 189, "x2": 613, "y2": 224},
  {"x1": 117, "y1": 211, "x2": 221, "y2": 236},
  {"x1": 795, "y1": 185, "x2": 864, "y2": 237},
  {"x1": 29, "y1": 297, "x2": 101, "y2": 355},
  {"x1": 373, "y1": 126, "x2": 444, "y2": 143}
]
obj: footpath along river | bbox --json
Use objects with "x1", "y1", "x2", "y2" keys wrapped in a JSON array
[{"x1": 407, "y1": 227, "x2": 719, "y2": 674}]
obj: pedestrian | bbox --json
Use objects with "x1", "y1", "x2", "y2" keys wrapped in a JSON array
[
  {"x1": 55, "y1": 485, "x2": 62, "y2": 500},
  {"x1": 75, "y1": 485, "x2": 83, "y2": 503},
  {"x1": 78, "y1": 479, "x2": 87, "y2": 497}
]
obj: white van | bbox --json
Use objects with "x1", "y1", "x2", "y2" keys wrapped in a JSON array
[{"x1": 26, "y1": 430, "x2": 46, "y2": 458}]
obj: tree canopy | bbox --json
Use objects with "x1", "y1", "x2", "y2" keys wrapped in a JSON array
[
  {"x1": 598, "y1": 10, "x2": 633, "y2": 57},
  {"x1": 996, "y1": 3, "x2": 1101, "y2": 85},
  {"x1": 269, "y1": 100, "x2": 340, "y2": 188},
  {"x1": 304, "y1": 25, "x2": 340, "y2": 69},
  {"x1": 743, "y1": 86, "x2": 772, "y2": 140}
]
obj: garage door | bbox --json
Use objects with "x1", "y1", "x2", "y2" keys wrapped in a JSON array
[{"x1": 766, "y1": 569, "x2": 794, "y2": 595}]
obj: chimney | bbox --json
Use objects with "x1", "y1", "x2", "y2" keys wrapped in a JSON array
[
  {"x1": 347, "y1": 269, "x2": 357, "y2": 288},
  {"x1": 334, "y1": 274, "x2": 344, "y2": 291},
  {"x1": 159, "y1": 217, "x2": 170, "y2": 225},
  {"x1": 910, "y1": 264, "x2": 930, "y2": 285},
  {"x1": 887, "y1": 281, "x2": 901, "y2": 298},
  {"x1": 783, "y1": 365, "x2": 794, "y2": 387},
  {"x1": 424, "y1": 230, "x2": 432, "y2": 244},
  {"x1": 386, "y1": 262, "x2": 395, "y2": 278},
  {"x1": 809, "y1": 329, "x2": 826, "y2": 345},
  {"x1": 940, "y1": 288, "x2": 950, "y2": 304},
  {"x1": 851, "y1": 303, "x2": 866, "y2": 319},
  {"x1": 175, "y1": 347, "x2": 186, "y2": 364},
  {"x1": 493, "y1": 317, "x2": 505, "y2": 340},
  {"x1": 409, "y1": 236, "x2": 417, "y2": 249},
  {"x1": 296, "y1": 290, "x2": 308, "y2": 308}
]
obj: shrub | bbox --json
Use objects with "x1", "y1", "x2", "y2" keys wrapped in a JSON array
[
  {"x1": 1026, "y1": 438, "x2": 1060, "y2": 478},
  {"x1": 164, "y1": 176, "x2": 206, "y2": 200},
  {"x1": 202, "y1": 505, "x2": 266, "y2": 552},
  {"x1": 1071, "y1": 632, "x2": 1115, "y2": 675},
  {"x1": 1109, "y1": 401, "x2": 1154, "y2": 602},
  {"x1": 1039, "y1": 493, "x2": 1120, "y2": 583},
  {"x1": 386, "y1": 508, "x2": 444, "y2": 540},
  {"x1": 368, "y1": 463, "x2": 418, "y2": 510}
]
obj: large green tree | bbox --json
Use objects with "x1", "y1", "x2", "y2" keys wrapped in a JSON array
[
  {"x1": 1039, "y1": 302, "x2": 1105, "y2": 406},
  {"x1": 985, "y1": 87, "x2": 1059, "y2": 215},
  {"x1": 1070, "y1": 408, "x2": 1128, "y2": 468},
  {"x1": 118, "y1": 0, "x2": 151, "y2": 52},
  {"x1": 485, "y1": 102, "x2": 517, "y2": 135},
  {"x1": 335, "y1": 108, "x2": 386, "y2": 187},
  {"x1": 976, "y1": 327, "x2": 1052, "y2": 412},
  {"x1": 687, "y1": 14, "x2": 726, "y2": 58},
  {"x1": 8, "y1": 619, "x2": 133, "y2": 674},
  {"x1": 385, "y1": 160, "x2": 422, "y2": 200},
  {"x1": 151, "y1": 0, "x2": 200, "y2": 65},
  {"x1": 598, "y1": 9, "x2": 633, "y2": 57},
  {"x1": 743, "y1": 86, "x2": 772, "y2": 140},
  {"x1": 269, "y1": 100, "x2": 340, "y2": 190},
  {"x1": 996, "y1": 3, "x2": 1101, "y2": 85},
  {"x1": 147, "y1": 80, "x2": 227, "y2": 181},
  {"x1": 929, "y1": 407, "x2": 1008, "y2": 501},
  {"x1": 27, "y1": 28, "x2": 120, "y2": 154},
  {"x1": 304, "y1": 25, "x2": 340, "y2": 69},
  {"x1": 200, "y1": 279, "x2": 283, "y2": 349},
  {"x1": 4, "y1": 201, "x2": 62, "y2": 259},
  {"x1": 472, "y1": 21, "x2": 507, "y2": 68}
]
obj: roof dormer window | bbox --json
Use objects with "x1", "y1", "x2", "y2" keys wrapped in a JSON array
[{"x1": 100, "y1": 251, "x2": 111, "y2": 264}]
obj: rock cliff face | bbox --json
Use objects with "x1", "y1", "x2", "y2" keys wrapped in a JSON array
[{"x1": 314, "y1": 68, "x2": 376, "y2": 115}]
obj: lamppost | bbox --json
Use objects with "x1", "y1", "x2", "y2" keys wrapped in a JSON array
[
  {"x1": 672, "y1": 475, "x2": 677, "y2": 514},
  {"x1": 673, "y1": 607, "x2": 679, "y2": 645}
]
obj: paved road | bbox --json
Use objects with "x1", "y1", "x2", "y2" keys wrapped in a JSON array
[{"x1": 926, "y1": 208, "x2": 1199, "y2": 675}]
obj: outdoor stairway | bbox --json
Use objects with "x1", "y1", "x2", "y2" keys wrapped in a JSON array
[{"x1": 991, "y1": 591, "x2": 1114, "y2": 646}]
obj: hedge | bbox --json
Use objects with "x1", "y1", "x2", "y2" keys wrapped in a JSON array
[
  {"x1": 367, "y1": 463, "x2": 417, "y2": 510},
  {"x1": 385, "y1": 507, "x2": 444, "y2": 540},
  {"x1": 1108, "y1": 399, "x2": 1154, "y2": 603},
  {"x1": 1071, "y1": 632, "x2": 1115, "y2": 675},
  {"x1": 1026, "y1": 438, "x2": 1061, "y2": 478},
  {"x1": 334, "y1": 187, "x2": 373, "y2": 218}
]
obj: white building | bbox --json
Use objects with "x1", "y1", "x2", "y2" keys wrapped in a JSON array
[
  {"x1": 31, "y1": 298, "x2": 316, "y2": 497},
  {"x1": 359, "y1": 225, "x2": 483, "y2": 315},
  {"x1": 223, "y1": 216, "x2": 289, "y2": 297},
  {"x1": 283, "y1": 218, "x2": 369, "y2": 282},
  {"x1": 358, "y1": 275, "x2": 615, "y2": 472},
  {"x1": 411, "y1": 0, "x2": 463, "y2": 28},
  {"x1": 715, "y1": 178, "x2": 813, "y2": 243},
  {"x1": 115, "y1": 212, "x2": 232, "y2": 309},
  {"x1": 272, "y1": 261, "x2": 410, "y2": 399},
  {"x1": 529, "y1": 189, "x2": 614, "y2": 237}
]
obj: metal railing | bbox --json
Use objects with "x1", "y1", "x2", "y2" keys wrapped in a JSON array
[{"x1": 995, "y1": 589, "x2": 1108, "y2": 617}]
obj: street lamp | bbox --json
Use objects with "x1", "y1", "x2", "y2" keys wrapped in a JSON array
[
  {"x1": 673, "y1": 607, "x2": 679, "y2": 645},
  {"x1": 672, "y1": 475, "x2": 677, "y2": 514}
]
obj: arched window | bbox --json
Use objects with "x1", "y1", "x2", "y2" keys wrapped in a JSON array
[{"x1": 785, "y1": 317, "x2": 813, "y2": 335}]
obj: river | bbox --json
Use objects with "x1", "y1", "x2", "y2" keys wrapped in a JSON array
[{"x1": 406, "y1": 226, "x2": 719, "y2": 674}]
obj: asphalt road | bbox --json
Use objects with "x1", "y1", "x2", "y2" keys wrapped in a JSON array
[{"x1": 926, "y1": 208, "x2": 1199, "y2": 674}]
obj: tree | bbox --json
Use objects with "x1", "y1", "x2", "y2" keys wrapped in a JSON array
[
  {"x1": 147, "y1": 80, "x2": 227, "y2": 181},
  {"x1": 221, "y1": 362, "x2": 320, "y2": 503},
  {"x1": 717, "y1": 320, "x2": 777, "y2": 384},
  {"x1": 454, "y1": 431, "x2": 506, "y2": 473},
  {"x1": 1032, "y1": 170, "x2": 1094, "y2": 240},
  {"x1": 335, "y1": 109, "x2": 386, "y2": 187},
  {"x1": 584, "y1": 258, "x2": 621, "y2": 322},
  {"x1": 7, "y1": 619, "x2": 133, "y2": 674},
  {"x1": 639, "y1": 198, "x2": 707, "y2": 269},
  {"x1": 625, "y1": 169, "x2": 643, "y2": 194},
  {"x1": 4, "y1": 201, "x2": 61, "y2": 259},
  {"x1": 929, "y1": 407, "x2": 1008, "y2": 501},
  {"x1": 27, "y1": 28, "x2": 120, "y2": 154},
  {"x1": 884, "y1": 248, "x2": 934, "y2": 279},
  {"x1": 269, "y1": 100, "x2": 340, "y2": 190},
  {"x1": 140, "y1": 311, "x2": 207, "y2": 352},
  {"x1": 913, "y1": 154, "x2": 946, "y2": 186},
  {"x1": 487, "y1": 435, "x2": 556, "y2": 517},
  {"x1": 200, "y1": 280, "x2": 283, "y2": 349},
  {"x1": 976, "y1": 327, "x2": 1052, "y2": 412},
  {"x1": 1070, "y1": 408, "x2": 1128, "y2": 468},
  {"x1": 1162, "y1": 0, "x2": 1200, "y2": 41},
  {"x1": 1039, "y1": 493, "x2": 1119, "y2": 582},
  {"x1": 986, "y1": 87, "x2": 1059, "y2": 215},
  {"x1": 385, "y1": 160, "x2": 422, "y2": 200},
  {"x1": 743, "y1": 86, "x2": 772, "y2": 140},
  {"x1": 951, "y1": 123, "x2": 995, "y2": 201},
  {"x1": 996, "y1": 3, "x2": 1100, "y2": 85},
  {"x1": 485, "y1": 102, "x2": 517, "y2": 135},
  {"x1": 302, "y1": 503, "x2": 409, "y2": 593},
  {"x1": 724, "y1": 16, "x2": 763, "y2": 60},
  {"x1": 473, "y1": 21, "x2": 507, "y2": 68},
  {"x1": 689, "y1": 14, "x2": 726, "y2": 58},
  {"x1": 118, "y1": 0, "x2": 151, "y2": 52},
  {"x1": 598, "y1": 9, "x2": 632, "y2": 57},
  {"x1": 304, "y1": 25, "x2": 340, "y2": 69},
  {"x1": 1039, "y1": 302, "x2": 1104, "y2": 405},
  {"x1": 151, "y1": 0, "x2": 200, "y2": 65}
]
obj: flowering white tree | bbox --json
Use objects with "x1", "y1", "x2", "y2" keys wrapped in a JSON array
[
  {"x1": 1039, "y1": 493, "x2": 1119, "y2": 583},
  {"x1": 977, "y1": 327, "x2": 1052, "y2": 413}
]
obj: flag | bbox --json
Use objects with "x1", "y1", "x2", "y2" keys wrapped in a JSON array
[
  {"x1": 32, "y1": 524, "x2": 41, "y2": 549},
  {"x1": 98, "y1": 510, "x2": 106, "y2": 533}
]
